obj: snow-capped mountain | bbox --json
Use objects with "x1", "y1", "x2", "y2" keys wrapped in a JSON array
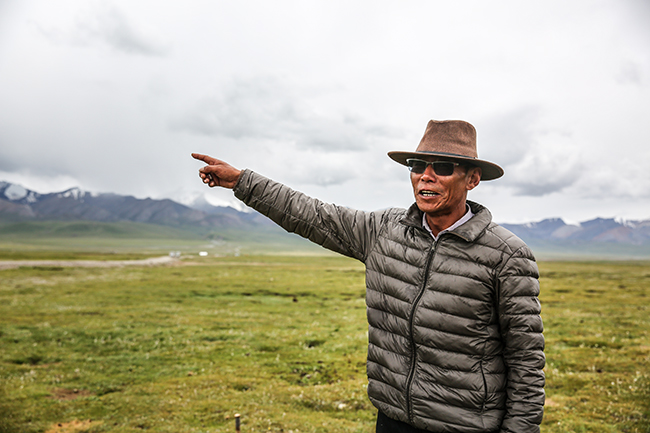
[
  {"x1": 500, "y1": 217, "x2": 650, "y2": 246},
  {"x1": 0, "y1": 181, "x2": 266, "y2": 229},
  {"x1": 159, "y1": 188, "x2": 252, "y2": 214}
]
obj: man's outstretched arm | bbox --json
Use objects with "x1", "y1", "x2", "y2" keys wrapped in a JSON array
[{"x1": 191, "y1": 153, "x2": 242, "y2": 189}]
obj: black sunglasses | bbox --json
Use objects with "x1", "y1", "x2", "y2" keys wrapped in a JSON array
[{"x1": 406, "y1": 158, "x2": 459, "y2": 176}]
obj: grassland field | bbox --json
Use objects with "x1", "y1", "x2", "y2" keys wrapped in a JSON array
[
  {"x1": 0, "y1": 251, "x2": 649, "y2": 433},
  {"x1": 0, "y1": 221, "x2": 323, "y2": 258}
]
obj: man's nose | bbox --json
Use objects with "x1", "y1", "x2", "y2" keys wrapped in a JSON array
[{"x1": 421, "y1": 164, "x2": 438, "y2": 180}]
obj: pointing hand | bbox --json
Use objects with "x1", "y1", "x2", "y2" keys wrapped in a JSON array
[{"x1": 191, "y1": 153, "x2": 242, "y2": 189}]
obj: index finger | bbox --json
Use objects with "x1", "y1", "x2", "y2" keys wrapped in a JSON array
[{"x1": 191, "y1": 153, "x2": 219, "y2": 165}]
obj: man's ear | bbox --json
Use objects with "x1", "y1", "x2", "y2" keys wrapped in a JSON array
[{"x1": 466, "y1": 167, "x2": 481, "y2": 191}]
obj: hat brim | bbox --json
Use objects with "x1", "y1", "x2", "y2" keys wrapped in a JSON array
[{"x1": 388, "y1": 150, "x2": 504, "y2": 181}]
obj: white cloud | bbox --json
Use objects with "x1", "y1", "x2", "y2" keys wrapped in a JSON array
[
  {"x1": 36, "y1": 2, "x2": 169, "y2": 56},
  {"x1": 478, "y1": 106, "x2": 542, "y2": 167},
  {"x1": 0, "y1": 0, "x2": 649, "y2": 222},
  {"x1": 170, "y1": 76, "x2": 402, "y2": 152}
]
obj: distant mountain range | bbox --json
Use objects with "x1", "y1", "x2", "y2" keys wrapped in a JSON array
[
  {"x1": 2, "y1": 181, "x2": 650, "y2": 252},
  {"x1": 0, "y1": 181, "x2": 278, "y2": 232},
  {"x1": 501, "y1": 217, "x2": 650, "y2": 246}
]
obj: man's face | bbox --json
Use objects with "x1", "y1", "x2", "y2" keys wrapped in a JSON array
[{"x1": 410, "y1": 157, "x2": 481, "y2": 220}]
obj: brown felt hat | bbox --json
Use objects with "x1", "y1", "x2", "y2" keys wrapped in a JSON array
[{"x1": 388, "y1": 119, "x2": 504, "y2": 181}]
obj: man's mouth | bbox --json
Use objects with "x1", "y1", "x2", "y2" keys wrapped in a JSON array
[{"x1": 419, "y1": 190, "x2": 439, "y2": 197}]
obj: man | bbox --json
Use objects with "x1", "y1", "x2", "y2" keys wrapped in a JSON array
[{"x1": 192, "y1": 120, "x2": 545, "y2": 433}]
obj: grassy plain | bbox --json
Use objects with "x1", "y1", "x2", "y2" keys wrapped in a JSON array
[
  {"x1": 1, "y1": 254, "x2": 649, "y2": 433},
  {"x1": 0, "y1": 221, "x2": 320, "y2": 257}
]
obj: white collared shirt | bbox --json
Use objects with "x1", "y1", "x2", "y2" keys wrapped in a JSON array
[{"x1": 422, "y1": 204, "x2": 474, "y2": 241}]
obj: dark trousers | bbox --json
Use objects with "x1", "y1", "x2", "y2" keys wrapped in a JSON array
[{"x1": 375, "y1": 410, "x2": 431, "y2": 433}]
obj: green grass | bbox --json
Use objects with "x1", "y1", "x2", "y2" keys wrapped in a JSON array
[
  {"x1": 0, "y1": 220, "x2": 322, "y2": 256},
  {"x1": 0, "y1": 221, "x2": 209, "y2": 255},
  {"x1": 0, "y1": 257, "x2": 649, "y2": 432},
  {"x1": 540, "y1": 261, "x2": 650, "y2": 432},
  {"x1": 0, "y1": 255, "x2": 371, "y2": 433},
  {"x1": 0, "y1": 221, "x2": 202, "y2": 239}
]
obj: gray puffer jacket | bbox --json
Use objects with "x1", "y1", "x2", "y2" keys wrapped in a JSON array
[{"x1": 234, "y1": 170, "x2": 545, "y2": 433}]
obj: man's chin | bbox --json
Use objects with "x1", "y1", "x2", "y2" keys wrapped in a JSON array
[
  {"x1": 418, "y1": 206, "x2": 445, "y2": 218},
  {"x1": 415, "y1": 200, "x2": 442, "y2": 214}
]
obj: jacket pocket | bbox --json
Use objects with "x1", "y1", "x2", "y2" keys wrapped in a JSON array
[{"x1": 479, "y1": 360, "x2": 488, "y2": 412}]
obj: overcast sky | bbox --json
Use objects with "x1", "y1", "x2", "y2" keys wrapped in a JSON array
[{"x1": 1, "y1": 0, "x2": 649, "y2": 223}]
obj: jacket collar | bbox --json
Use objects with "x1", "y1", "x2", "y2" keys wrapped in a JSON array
[{"x1": 401, "y1": 200, "x2": 492, "y2": 242}]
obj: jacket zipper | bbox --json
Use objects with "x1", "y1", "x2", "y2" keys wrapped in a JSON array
[{"x1": 405, "y1": 239, "x2": 437, "y2": 423}]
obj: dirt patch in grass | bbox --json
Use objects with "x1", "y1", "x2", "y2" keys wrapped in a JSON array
[
  {"x1": 545, "y1": 397, "x2": 560, "y2": 407},
  {"x1": 45, "y1": 419, "x2": 102, "y2": 433},
  {"x1": 48, "y1": 388, "x2": 94, "y2": 401}
]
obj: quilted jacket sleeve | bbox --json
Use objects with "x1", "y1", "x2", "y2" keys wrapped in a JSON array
[
  {"x1": 496, "y1": 244, "x2": 546, "y2": 433},
  {"x1": 233, "y1": 169, "x2": 375, "y2": 261}
]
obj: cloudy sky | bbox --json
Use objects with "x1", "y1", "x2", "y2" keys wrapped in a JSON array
[{"x1": 1, "y1": 0, "x2": 649, "y2": 223}]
